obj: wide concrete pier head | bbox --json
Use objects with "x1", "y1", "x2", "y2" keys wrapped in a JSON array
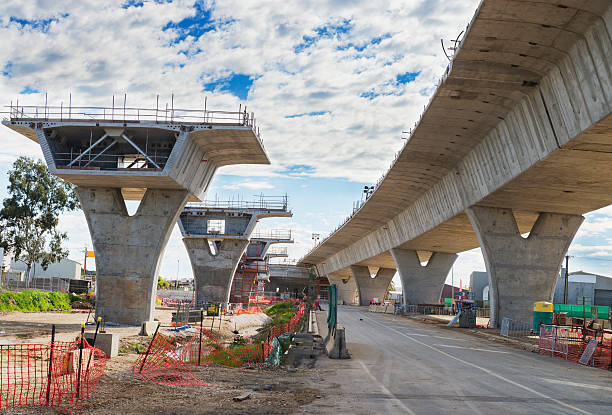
[
  {"x1": 467, "y1": 206, "x2": 583, "y2": 327},
  {"x1": 3, "y1": 104, "x2": 268, "y2": 324},
  {"x1": 390, "y1": 249, "x2": 457, "y2": 306},
  {"x1": 178, "y1": 199, "x2": 291, "y2": 304}
]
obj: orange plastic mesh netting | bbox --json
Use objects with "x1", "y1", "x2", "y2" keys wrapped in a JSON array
[
  {"x1": 0, "y1": 337, "x2": 108, "y2": 412},
  {"x1": 132, "y1": 331, "x2": 216, "y2": 387}
]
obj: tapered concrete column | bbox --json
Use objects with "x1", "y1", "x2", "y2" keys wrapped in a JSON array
[
  {"x1": 327, "y1": 273, "x2": 359, "y2": 305},
  {"x1": 350, "y1": 265, "x2": 395, "y2": 305},
  {"x1": 184, "y1": 238, "x2": 250, "y2": 304},
  {"x1": 390, "y1": 248, "x2": 457, "y2": 306},
  {"x1": 77, "y1": 187, "x2": 189, "y2": 325},
  {"x1": 467, "y1": 206, "x2": 583, "y2": 327}
]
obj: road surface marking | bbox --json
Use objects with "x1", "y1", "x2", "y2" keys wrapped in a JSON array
[
  {"x1": 542, "y1": 378, "x2": 612, "y2": 392},
  {"x1": 358, "y1": 360, "x2": 417, "y2": 415},
  {"x1": 432, "y1": 344, "x2": 510, "y2": 353},
  {"x1": 359, "y1": 313, "x2": 595, "y2": 415}
]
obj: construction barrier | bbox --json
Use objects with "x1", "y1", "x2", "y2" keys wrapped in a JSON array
[
  {"x1": 134, "y1": 302, "x2": 306, "y2": 385},
  {"x1": 539, "y1": 325, "x2": 611, "y2": 371},
  {"x1": 132, "y1": 330, "x2": 215, "y2": 387},
  {"x1": 0, "y1": 337, "x2": 107, "y2": 412}
]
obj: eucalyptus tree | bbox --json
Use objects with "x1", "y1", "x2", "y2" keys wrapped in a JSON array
[{"x1": 0, "y1": 157, "x2": 79, "y2": 287}]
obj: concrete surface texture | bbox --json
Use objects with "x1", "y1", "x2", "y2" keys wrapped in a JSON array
[
  {"x1": 390, "y1": 248, "x2": 458, "y2": 306},
  {"x1": 305, "y1": 306, "x2": 612, "y2": 414},
  {"x1": 299, "y1": 1, "x2": 612, "y2": 288},
  {"x1": 467, "y1": 206, "x2": 583, "y2": 327},
  {"x1": 350, "y1": 265, "x2": 395, "y2": 305},
  {"x1": 183, "y1": 237, "x2": 250, "y2": 304},
  {"x1": 179, "y1": 206, "x2": 291, "y2": 304},
  {"x1": 78, "y1": 187, "x2": 189, "y2": 325},
  {"x1": 267, "y1": 263, "x2": 310, "y2": 294},
  {"x1": 327, "y1": 273, "x2": 359, "y2": 305}
]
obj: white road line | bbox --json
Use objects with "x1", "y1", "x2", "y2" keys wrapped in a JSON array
[
  {"x1": 357, "y1": 360, "x2": 417, "y2": 415},
  {"x1": 431, "y1": 344, "x2": 510, "y2": 353},
  {"x1": 542, "y1": 378, "x2": 612, "y2": 392},
  {"x1": 359, "y1": 313, "x2": 595, "y2": 415}
]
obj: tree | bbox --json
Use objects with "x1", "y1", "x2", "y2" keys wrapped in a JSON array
[
  {"x1": 157, "y1": 276, "x2": 170, "y2": 290},
  {"x1": 0, "y1": 157, "x2": 79, "y2": 287},
  {"x1": 386, "y1": 280, "x2": 396, "y2": 300}
]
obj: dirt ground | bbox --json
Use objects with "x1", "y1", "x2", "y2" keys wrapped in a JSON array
[
  {"x1": 0, "y1": 306, "x2": 271, "y2": 345},
  {"x1": 0, "y1": 308, "x2": 323, "y2": 415}
]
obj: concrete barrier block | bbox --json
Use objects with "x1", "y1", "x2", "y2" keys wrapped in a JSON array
[
  {"x1": 139, "y1": 321, "x2": 158, "y2": 336},
  {"x1": 369, "y1": 305, "x2": 376, "y2": 312},
  {"x1": 326, "y1": 327, "x2": 350, "y2": 359},
  {"x1": 384, "y1": 304, "x2": 394, "y2": 314},
  {"x1": 84, "y1": 332, "x2": 119, "y2": 358}
]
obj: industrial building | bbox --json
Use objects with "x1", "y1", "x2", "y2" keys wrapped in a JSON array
[
  {"x1": 470, "y1": 269, "x2": 612, "y2": 309},
  {"x1": 553, "y1": 270, "x2": 612, "y2": 308},
  {"x1": 10, "y1": 258, "x2": 83, "y2": 280}
]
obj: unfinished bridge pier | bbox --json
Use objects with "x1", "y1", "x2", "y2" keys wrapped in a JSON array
[
  {"x1": 3, "y1": 104, "x2": 268, "y2": 325},
  {"x1": 467, "y1": 206, "x2": 583, "y2": 327},
  {"x1": 178, "y1": 199, "x2": 291, "y2": 305},
  {"x1": 390, "y1": 249, "x2": 457, "y2": 307}
]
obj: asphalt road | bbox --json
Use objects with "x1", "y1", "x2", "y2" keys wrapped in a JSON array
[{"x1": 302, "y1": 306, "x2": 612, "y2": 415}]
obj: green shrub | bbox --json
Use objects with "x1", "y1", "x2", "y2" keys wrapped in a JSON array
[{"x1": 0, "y1": 290, "x2": 75, "y2": 312}]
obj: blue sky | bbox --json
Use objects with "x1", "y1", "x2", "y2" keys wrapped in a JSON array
[{"x1": 1, "y1": 0, "x2": 611, "y2": 289}]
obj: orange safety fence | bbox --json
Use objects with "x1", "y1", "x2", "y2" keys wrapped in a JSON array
[
  {"x1": 132, "y1": 331, "x2": 216, "y2": 387},
  {"x1": 539, "y1": 325, "x2": 612, "y2": 370},
  {"x1": 0, "y1": 337, "x2": 107, "y2": 412},
  {"x1": 180, "y1": 328, "x2": 264, "y2": 367},
  {"x1": 133, "y1": 302, "x2": 306, "y2": 383},
  {"x1": 232, "y1": 305, "x2": 263, "y2": 315}
]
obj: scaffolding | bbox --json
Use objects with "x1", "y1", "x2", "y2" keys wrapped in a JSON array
[{"x1": 229, "y1": 244, "x2": 268, "y2": 305}]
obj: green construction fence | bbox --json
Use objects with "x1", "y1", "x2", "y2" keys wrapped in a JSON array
[{"x1": 553, "y1": 304, "x2": 610, "y2": 321}]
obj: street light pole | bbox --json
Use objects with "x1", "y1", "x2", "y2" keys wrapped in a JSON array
[{"x1": 563, "y1": 255, "x2": 570, "y2": 304}]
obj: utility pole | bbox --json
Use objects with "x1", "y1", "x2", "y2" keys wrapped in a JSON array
[
  {"x1": 451, "y1": 266, "x2": 454, "y2": 306},
  {"x1": 176, "y1": 259, "x2": 180, "y2": 290},
  {"x1": 563, "y1": 255, "x2": 570, "y2": 304}
]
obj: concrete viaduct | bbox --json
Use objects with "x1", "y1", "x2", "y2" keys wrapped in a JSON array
[{"x1": 298, "y1": 0, "x2": 612, "y2": 327}]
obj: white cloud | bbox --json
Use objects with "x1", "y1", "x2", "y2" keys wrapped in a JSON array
[{"x1": 221, "y1": 180, "x2": 274, "y2": 190}]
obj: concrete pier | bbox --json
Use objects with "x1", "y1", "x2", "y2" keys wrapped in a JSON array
[
  {"x1": 79, "y1": 187, "x2": 189, "y2": 324},
  {"x1": 3, "y1": 104, "x2": 268, "y2": 325},
  {"x1": 390, "y1": 248, "x2": 457, "y2": 306},
  {"x1": 350, "y1": 265, "x2": 395, "y2": 305},
  {"x1": 178, "y1": 201, "x2": 291, "y2": 304},
  {"x1": 327, "y1": 273, "x2": 359, "y2": 305},
  {"x1": 184, "y1": 237, "x2": 250, "y2": 304},
  {"x1": 467, "y1": 206, "x2": 583, "y2": 327}
]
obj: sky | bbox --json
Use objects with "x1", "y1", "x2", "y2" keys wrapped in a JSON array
[{"x1": 1, "y1": 0, "x2": 612, "y2": 291}]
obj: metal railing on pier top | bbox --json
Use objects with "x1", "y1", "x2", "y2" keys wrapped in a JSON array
[
  {"x1": 252, "y1": 229, "x2": 292, "y2": 240},
  {"x1": 2, "y1": 97, "x2": 263, "y2": 147},
  {"x1": 185, "y1": 195, "x2": 288, "y2": 211}
]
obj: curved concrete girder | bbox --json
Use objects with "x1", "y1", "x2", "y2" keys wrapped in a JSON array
[
  {"x1": 78, "y1": 187, "x2": 190, "y2": 325},
  {"x1": 184, "y1": 238, "x2": 250, "y2": 304},
  {"x1": 390, "y1": 248, "x2": 458, "y2": 306},
  {"x1": 350, "y1": 265, "x2": 396, "y2": 306},
  {"x1": 327, "y1": 273, "x2": 359, "y2": 305},
  {"x1": 467, "y1": 206, "x2": 583, "y2": 328}
]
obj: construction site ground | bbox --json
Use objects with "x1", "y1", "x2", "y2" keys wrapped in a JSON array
[
  {"x1": 0, "y1": 306, "x2": 325, "y2": 414},
  {"x1": 3, "y1": 305, "x2": 608, "y2": 414}
]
